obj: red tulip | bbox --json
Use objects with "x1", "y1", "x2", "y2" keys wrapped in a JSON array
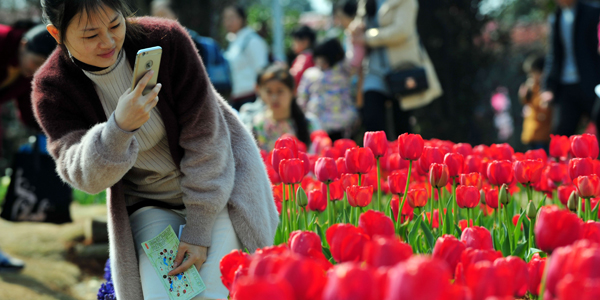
[
  {"x1": 407, "y1": 188, "x2": 428, "y2": 208},
  {"x1": 339, "y1": 173, "x2": 359, "y2": 191},
  {"x1": 574, "y1": 175, "x2": 600, "y2": 198},
  {"x1": 388, "y1": 170, "x2": 408, "y2": 195},
  {"x1": 358, "y1": 210, "x2": 395, "y2": 239},
  {"x1": 336, "y1": 157, "x2": 347, "y2": 175},
  {"x1": 545, "y1": 240, "x2": 600, "y2": 298},
  {"x1": 346, "y1": 185, "x2": 373, "y2": 207},
  {"x1": 390, "y1": 194, "x2": 414, "y2": 222},
  {"x1": 568, "y1": 157, "x2": 595, "y2": 181},
  {"x1": 361, "y1": 169, "x2": 379, "y2": 190},
  {"x1": 266, "y1": 164, "x2": 281, "y2": 185},
  {"x1": 232, "y1": 277, "x2": 294, "y2": 300},
  {"x1": 419, "y1": 146, "x2": 445, "y2": 173},
  {"x1": 385, "y1": 256, "x2": 451, "y2": 300},
  {"x1": 315, "y1": 157, "x2": 338, "y2": 183},
  {"x1": 460, "y1": 172, "x2": 482, "y2": 190},
  {"x1": 220, "y1": 250, "x2": 251, "y2": 292},
  {"x1": 571, "y1": 133, "x2": 599, "y2": 159},
  {"x1": 323, "y1": 147, "x2": 341, "y2": 159},
  {"x1": 490, "y1": 143, "x2": 514, "y2": 160},
  {"x1": 582, "y1": 221, "x2": 600, "y2": 244},
  {"x1": 548, "y1": 162, "x2": 568, "y2": 184},
  {"x1": 443, "y1": 153, "x2": 464, "y2": 178},
  {"x1": 424, "y1": 210, "x2": 441, "y2": 229},
  {"x1": 310, "y1": 129, "x2": 329, "y2": 141},
  {"x1": 272, "y1": 147, "x2": 294, "y2": 176},
  {"x1": 550, "y1": 134, "x2": 571, "y2": 158},
  {"x1": 535, "y1": 205, "x2": 583, "y2": 254},
  {"x1": 556, "y1": 273, "x2": 600, "y2": 300},
  {"x1": 322, "y1": 263, "x2": 384, "y2": 300},
  {"x1": 364, "y1": 131, "x2": 387, "y2": 157},
  {"x1": 558, "y1": 185, "x2": 576, "y2": 206},
  {"x1": 493, "y1": 256, "x2": 529, "y2": 297},
  {"x1": 528, "y1": 253, "x2": 546, "y2": 296},
  {"x1": 386, "y1": 153, "x2": 408, "y2": 171},
  {"x1": 288, "y1": 231, "x2": 332, "y2": 270},
  {"x1": 429, "y1": 163, "x2": 450, "y2": 188},
  {"x1": 345, "y1": 147, "x2": 375, "y2": 174},
  {"x1": 248, "y1": 250, "x2": 290, "y2": 279},
  {"x1": 307, "y1": 189, "x2": 327, "y2": 213},
  {"x1": 453, "y1": 143, "x2": 473, "y2": 157},
  {"x1": 333, "y1": 139, "x2": 357, "y2": 155},
  {"x1": 513, "y1": 159, "x2": 544, "y2": 184},
  {"x1": 525, "y1": 149, "x2": 548, "y2": 162},
  {"x1": 323, "y1": 181, "x2": 344, "y2": 201},
  {"x1": 326, "y1": 224, "x2": 370, "y2": 263},
  {"x1": 274, "y1": 137, "x2": 298, "y2": 157},
  {"x1": 456, "y1": 185, "x2": 480, "y2": 209},
  {"x1": 432, "y1": 234, "x2": 467, "y2": 276},
  {"x1": 277, "y1": 256, "x2": 327, "y2": 300},
  {"x1": 279, "y1": 159, "x2": 304, "y2": 184},
  {"x1": 397, "y1": 133, "x2": 425, "y2": 161},
  {"x1": 459, "y1": 219, "x2": 474, "y2": 232},
  {"x1": 454, "y1": 247, "x2": 503, "y2": 285},
  {"x1": 363, "y1": 236, "x2": 413, "y2": 268},
  {"x1": 297, "y1": 151, "x2": 310, "y2": 176},
  {"x1": 461, "y1": 226, "x2": 493, "y2": 250},
  {"x1": 465, "y1": 155, "x2": 483, "y2": 174},
  {"x1": 487, "y1": 160, "x2": 514, "y2": 185},
  {"x1": 465, "y1": 260, "x2": 512, "y2": 300}
]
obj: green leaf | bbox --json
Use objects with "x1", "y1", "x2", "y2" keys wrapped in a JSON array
[
  {"x1": 420, "y1": 219, "x2": 435, "y2": 253},
  {"x1": 274, "y1": 226, "x2": 283, "y2": 245},
  {"x1": 513, "y1": 211, "x2": 526, "y2": 245},
  {"x1": 593, "y1": 201, "x2": 600, "y2": 222},
  {"x1": 316, "y1": 223, "x2": 326, "y2": 247},
  {"x1": 475, "y1": 211, "x2": 482, "y2": 227},
  {"x1": 322, "y1": 246, "x2": 333, "y2": 261},
  {"x1": 493, "y1": 227, "x2": 502, "y2": 251},
  {"x1": 512, "y1": 241, "x2": 527, "y2": 259},
  {"x1": 408, "y1": 214, "x2": 423, "y2": 246},
  {"x1": 501, "y1": 223, "x2": 511, "y2": 256},
  {"x1": 455, "y1": 225, "x2": 462, "y2": 238},
  {"x1": 308, "y1": 213, "x2": 317, "y2": 231}
]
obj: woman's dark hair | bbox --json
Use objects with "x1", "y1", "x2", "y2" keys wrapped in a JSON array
[
  {"x1": 365, "y1": 0, "x2": 377, "y2": 18},
  {"x1": 313, "y1": 38, "x2": 345, "y2": 67},
  {"x1": 291, "y1": 25, "x2": 316, "y2": 48},
  {"x1": 41, "y1": 0, "x2": 144, "y2": 55},
  {"x1": 335, "y1": 0, "x2": 357, "y2": 18},
  {"x1": 225, "y1": 5, "x2": 247, "y2": 23},
  {"x1": 523, "y1": 54, "x2": 545, "y2": 74},
  {"x1": 256, "y1": 65, "x2": 310, "y2": 147}
]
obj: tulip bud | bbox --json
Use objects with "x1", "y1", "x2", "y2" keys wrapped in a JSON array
[
  {"x1": 296, "y1": 186, "x2": 308, "y2": 208},
  {"x1": 480, "y1": 189, "x2": 486, "y2": 205},
  {"x1": 567, "y1": 191, "x2": 579, "y2": 212},
  {"x1": 499, "y1": 184, "x2": 510, "y2": 205},
  {"x1": 527, "y1": 201, "x2": 537, "y2": 220}
]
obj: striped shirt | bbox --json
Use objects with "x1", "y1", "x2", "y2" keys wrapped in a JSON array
[{"x1": 83, "y1": 50, "x2": 183, "y2": 206}]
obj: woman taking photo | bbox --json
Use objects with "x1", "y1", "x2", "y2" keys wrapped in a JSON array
[{"x1": 33, "y1": 0, "x2": 278, "y2": 299}]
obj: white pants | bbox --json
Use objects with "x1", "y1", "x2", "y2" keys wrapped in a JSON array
[{"x1": 130, "y1": 206, "x2": 242, "y2": 300}]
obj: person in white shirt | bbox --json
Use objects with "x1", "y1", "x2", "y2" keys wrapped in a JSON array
[{"x1": 222, "y1": 6, "x2": 269, "y2": 111}]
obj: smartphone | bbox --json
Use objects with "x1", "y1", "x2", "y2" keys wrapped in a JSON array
[{"x1": 131, "y1": 46, "x2": 162, "y2": 95}]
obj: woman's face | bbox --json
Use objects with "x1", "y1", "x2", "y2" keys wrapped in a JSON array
[
  {"x1": 223, "y1": 8, "x2": 244, "y2": 34},
  {"x1": 49, "y1": 5, "x2": 126, "y2": 68},
  {"x1": 258, "y1": 80, "x2": 293, "y2": 119}
]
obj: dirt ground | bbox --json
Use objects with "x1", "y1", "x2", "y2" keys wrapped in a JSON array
[{"x1": 0, "y1": 203, "x2": 108, "y2": 300}]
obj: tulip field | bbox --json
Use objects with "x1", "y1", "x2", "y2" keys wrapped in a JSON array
[{"x1": 219, "y1": 131, "x2": 600, "y2": 300}]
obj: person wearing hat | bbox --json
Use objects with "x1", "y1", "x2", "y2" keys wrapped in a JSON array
[
  {"x1": 0, "y1": 23, "x2": 57, "y2": 132},
  {"x1": 0, "y1": 23, "x2": 57, "y2": 272}
]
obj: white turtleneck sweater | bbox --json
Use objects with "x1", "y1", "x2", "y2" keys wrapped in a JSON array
[{"x1": 82, "y1": 50, "x2": 183, "y2": 206}]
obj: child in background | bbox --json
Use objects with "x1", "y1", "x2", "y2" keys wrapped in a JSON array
[
  {"x1": 519, "y1": 55, "x2": 552, "y2": 150},
  {"x1": 297, "y1": 38, "x2": 364, "y2": 141},
  {"x1": 248, "y1": 64, "x2": 320, "y2": 151},
  {"x1": 290, "y1": 26, "x2": 316, "y2": 92}
]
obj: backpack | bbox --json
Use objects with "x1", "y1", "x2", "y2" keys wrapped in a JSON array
[{"x1": 187, "y1": 29, "x2": 232, "y2": 96}]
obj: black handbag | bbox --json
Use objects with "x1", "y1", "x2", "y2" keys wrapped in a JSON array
[
  {"x1": 1, "y1": 136, "x2": 72, "y2": 224},
  {"x1": 378, "y1": 44, "x2": 429, "y2": 98}
]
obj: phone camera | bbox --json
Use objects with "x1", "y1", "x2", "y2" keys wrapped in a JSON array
[{"x1": 145, "y1": 60, "x2": 153, "y2": 70}]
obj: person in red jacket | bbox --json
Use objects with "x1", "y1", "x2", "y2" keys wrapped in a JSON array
[{"x1": 290, "y1": 25, "x2": 316, "y2": 93}]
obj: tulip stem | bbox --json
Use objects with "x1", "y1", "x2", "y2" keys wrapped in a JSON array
[
  {"x1": 292, "y1": 184, "x2": 297, "y2": 232},
  {"x1": 358, "y1": 173, "x2": 362, "y2": 187},
  {"x1": 326, "y1": 183, "x2": 333, "y2": 225},
  {"x1": 578, "y1": 196, "x2": 583, "y2": 219},
  {"x1": 452, "y1": 180, "x2": 458, "y2": 227},
  {"x1": 304, "y1": 208, "x2": 309, "y2": 230},
  {"x1": 537, "y1": 254, "x2": 551, "y2": 300},
  {"x1": 376, "y1": 158, "x2": 382, "y2": 212},
  {"x1": 430, "y1": 184, "x2": 434, "y2": 227},
  {"x1": 438, "y1": 187, "x2": 443, "y2": 233},
  {"x1": 528, "y1": 213, "x2": 534, "y2": 250},
  {"x1": 397, "y1": 160, "x2": 413, "y2": 233},
  {"x1": 282, "y1": 193, "x2": 288, "y2": 243},
  {"x1": 467, "y1": 208, "x2": 471, "y2": 228},
  {"x1": 586, "y1": 197, "x2": 592, "y2": 222},
  {"x1": 288, "y1": 184, "x2": 295, "y2": 232}
]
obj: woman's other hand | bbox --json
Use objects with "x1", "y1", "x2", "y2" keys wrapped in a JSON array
[
  {"x1": 114, "y1": 70, "x2": 162, "y2": 131},
  {"x1": 168, "y1": 241, "x2": 208, "y2": 276}
]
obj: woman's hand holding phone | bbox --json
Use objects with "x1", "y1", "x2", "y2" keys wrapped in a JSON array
[{"x1": 115, "y1": 71, "x2": 161, "y2": 132}]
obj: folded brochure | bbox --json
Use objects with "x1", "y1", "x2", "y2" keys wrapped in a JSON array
[{"x1": 141, "y1": 225, "x2": 206, "y2": 300}]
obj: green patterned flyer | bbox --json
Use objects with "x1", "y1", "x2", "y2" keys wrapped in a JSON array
[{"x1": 141, "y1": 225, "x2": 206, "y2": 300}]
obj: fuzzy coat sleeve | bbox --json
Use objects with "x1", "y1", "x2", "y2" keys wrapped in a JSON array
[
  {"x1": 166, "y1": 22, "x2": 235, "y2": 247},
  {"x1": 32, "y1": 70, "x2": 140, "y2": 195}
]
